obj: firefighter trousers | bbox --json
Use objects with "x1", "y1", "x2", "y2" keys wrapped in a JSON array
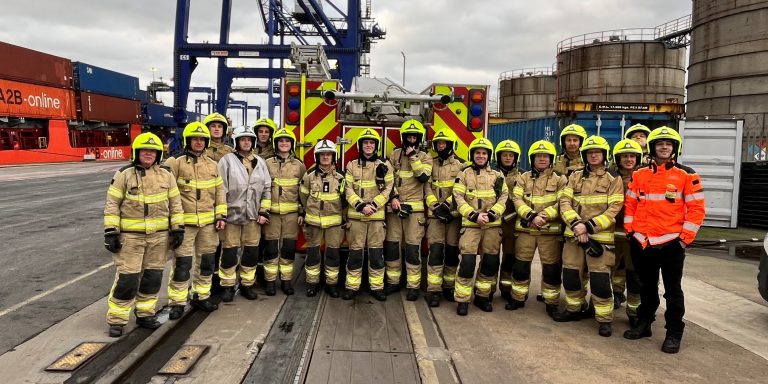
[
  {"x1": 107, "y1": 232, "x2": 168, "y2": 326},
  {"x1": 168, "y1": 225, "x2": 219, "y2": 305},
  {"x1": 304, "y1": 224, "x2": 344, "y2": 286},
  {"x1": 632, "y1": 239, "x2": 686, "y2": 338},
  {"x1": 384, "y1": 212, "x2": 426, "y2": 288},
  {"x1": 511, "y1": 233, "x2": 562, "y2": 305},
  {"x1": 346, "y1": 220, "x2": 385, "y2": 291},
  {"x1": 613, "y1": 236, "x2": 641, "y2": 316},
  {"x1": 263, "y1": 212, "x2": 299, "y2": 282},
  {"x1": 562, "y1": 239, "x2": 616, "y2": 323},
  {"x1": 454, "y1": 226, "x2": 502, "y2": 302},
  {"x1": 219, "y1": 221, "x2": 261, "y2": 288},
  {"x1": 498, "y1": 220, "x2": 516, "y2": 295},
  {"x1": 426, "y1": 218, "x2": 461, "y2": 292}
]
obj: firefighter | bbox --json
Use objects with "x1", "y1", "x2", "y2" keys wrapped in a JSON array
[
  {"x1": 508, "y1": 140, "x2": 567, "y2": 316},
  {"x1": 552, "y1": 136, "x2": 624, "y2": 337},
  {"x1": 253, "y1": 117, "x2": 276, "y2": 159},
  {"x1": 624, "y1": 123, "x2": 651, "y2": 165},
  {"x1": 216, "y1": 126, "x2": 272, "y2": 302},
  {"x1": 610, "y1": 139, "x2": 644, "y2": 326},
  {"x1": 263, "y1": 128, "x2": 307, "y2": 296},
  {"x1": 623, "y1": 127, "x2": 705, "y2": 354},
  {"x1": 163, "y1": 122, "x2": 227, "y2": 319},
  {"x1": 494, "y1": 140, "x2": 521, "y2": 303},
  {"x1": 384, "y1": 119, "x2": 433, "y2": 301},
  {"x1": 203, "y1": 112, "x2": 234, "y2": 162},
  {"x1": 553, "y1": 124, "x2": 587, "y2": 177},
  {"x1": 453, "y1": 137, "x2": 508, "y2": 316},
  {"x1": 344, "y1": 128, "x2": 394, "y2": 301},
  {"x1": 300, "y1": 140, "x2": 345, "y2": 297},
  {"x1": 424, "y1": 128, "x2": 464, "y2": 307},
  {"x1": 103, "y1": 132, "x2": 184, "y2": 337}
]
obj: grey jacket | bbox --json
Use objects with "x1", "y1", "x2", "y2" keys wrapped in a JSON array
[{"x1": 218, "y1": 152, "x2": 272, "y2": 225}]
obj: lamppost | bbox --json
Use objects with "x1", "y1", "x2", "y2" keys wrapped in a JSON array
[{"x1": 400, "y1": 51, "x2": 406, "y2": 88}]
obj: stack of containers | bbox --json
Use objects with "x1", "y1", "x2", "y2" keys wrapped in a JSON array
[
  {"x1": 0, "y1": 41, "x2": 76, "y2": 120},
  {"x1": 72, "y1": 62, "x2": 141, "y2": 123}
]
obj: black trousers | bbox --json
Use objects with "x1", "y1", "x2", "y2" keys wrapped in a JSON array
[{"x1": 631, "y1": 239, "x2": 686, "y2": 337}]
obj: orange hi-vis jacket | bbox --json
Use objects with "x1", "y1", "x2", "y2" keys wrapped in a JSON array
[{"x1": 623, "y1": 160, "x2": 706, "y2": 248}]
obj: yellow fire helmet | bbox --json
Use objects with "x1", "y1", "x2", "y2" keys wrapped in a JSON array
[
  {"x1": 647, "y1": 126, "x2": 683, "y2": 158},
  {"x1": 253, "y1": 117, "x2": 278, "y2": 134},
  {"x1": 182, "y1": 121, "x2": 211, "y2": 149},
  {"x1": 468, "y1": 137, "x2": 494, "y2": 163},
  {"x1": 624, "y1": 123, "x2": 651, "y2": 139},
  {"x1": 357, "y1": 128, "x2": 382, "y2": 154},
  {"x1": 612, "y1": 139, "x2": 643, "y2": 164},
  {"x1": 203, "y1": 112, "x2": 228, "y2": 129},
  {"x1": 131, "y1": 132, "x2": 164, "y2": 165},
  {"x1": 528, "y1": 140, "x2": 557, "y2": 168},
  {"x1": 431, "y1": 128, "x2": 458, "y2": 151},
  {"x1": 559, "y1": 123, "x2": 588, "y2": 152},
  {"x1": 579, "y1": 135, "x2": 611, "y2": 165},
  {"x1": 495, "y1": 139, "x2": 521, "y2": 167},
  {"x1": 400, "y1": 119, "x2": 426, "y2": 145},
  {"x1": 272, "y1": 127, "x2": 297, "y2": 152}
]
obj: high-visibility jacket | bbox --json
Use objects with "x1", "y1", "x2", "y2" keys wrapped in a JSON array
[
  {"x1": 266, "y1": 155, "x2": 306, "y2": 215},
  {"x1": 345, "y1": 156, "x2": 394, "y2": 221},
  {"x1": 624, "y1": 161, "x2": 706, "y2": 247},
  {"x1": 388, "y1": 148, "x2": 433, "y2": 212},
  {"x1": 104, "y1": 164, "x2": 184, "y2": 234},
  {"x1": 560, "y1": 166, "x2": 624, "y2": 244},
  {"x1": 512, "y1": 168, "x2": 567, "y2": 234},
  {"x1": 610, "y1": 166, "x2": 633, "y2": 238},
  {"x1": 553, "y1": 153, "x2": 583, "y2": 177},
  {"x1": 217, "y1": 152, "x2": 271, "y2": 225},
  {"x1": 300, "y1": 165, "x2": 345, "y2": 228},
  {"x1": 425, "y1": 154, "x2": 464, "y2": 216},
  {"x1": 163, "y1": 152, "x2": 227, "y2": 227},
  {"x1": 453, "y1": 164, "x2": 508, "y2": 228},
  {"x1": 204, "y1": 141, "x2": 233, "y2": 162}
]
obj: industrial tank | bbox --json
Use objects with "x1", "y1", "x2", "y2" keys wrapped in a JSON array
[
  {"x1": 556, "y1": 30, "x2": 686, "y2": 105},
  {"x1": 686, "y1": 0, "x2": 768, "y2": 155},
  {"x1": 498, "y1": 68, "x2": 556, "y2": 120}
]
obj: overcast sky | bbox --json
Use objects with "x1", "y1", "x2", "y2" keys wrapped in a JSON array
[{"x1": 0, "y1": 0, "x2": 691, "y2": 124}]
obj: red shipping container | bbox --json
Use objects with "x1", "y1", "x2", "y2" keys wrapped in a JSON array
[
  {"x1": 0, "y1": 78, "x2": 76, "y2": 119},
  {"x1": 77, "y1": 91, "x2": 141, "y2": 123},
  {"x1": 0, "y1": 41, "x2": 73, "y2": 89}
]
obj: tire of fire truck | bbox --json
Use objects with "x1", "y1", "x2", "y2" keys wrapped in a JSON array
[{"x1": 758, "y1": 233, "x2": 768, "y2": 302}]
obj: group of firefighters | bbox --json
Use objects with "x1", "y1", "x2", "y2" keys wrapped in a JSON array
[{"x1": 103, "y1": 112, "x2": 705, "y2": 354}]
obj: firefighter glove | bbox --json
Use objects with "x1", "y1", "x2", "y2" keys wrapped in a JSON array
[
  {"x1": 468, "y1": 210, "x2": 480, "y2": 223},
  {"x1": 355, "y1": 201, "x2": 367, "y2": 212},
  {"x1": 433, "y1": 202, "x2": 453, "y2": 223},
  {"x1": 398, "y1": 203, "x2": 413, "y2": 219},
  {"x1": 487, "y1": 210, "x2": 499, "y2": 222},
  {"x1": 579, "y1": 238, "x2": 604, "y2": 258},
  {"x1": 493, "y1": 176, "x2": 504, "y2": 197},
  {"x1": 104, "y1": 230, "x2": 121, "y2": 253},
  {"x1": 502, "y1": 211, "x2": 517, "y2": 222},
  {"x1": 170, "y1": 229, "x2": 185, "y2": 250},
  {"x1": 375, "y1": 163, "x2": 388, "y2": 189}
]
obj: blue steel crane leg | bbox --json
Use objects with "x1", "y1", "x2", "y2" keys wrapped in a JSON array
[
  {"x1": 216, "y1": 72, "x2": 234, "y2": 116},
  {"x1": 217, "y1": 0, "x2": 232, "y2": 113},
  {"x1": 296, "y1": 0, "x2": 332, "y2": 45},
  {"x1": 173, "y1": 0, "x2": 194, "y2": 155},
  {"x1": 307, "y1": 0, "x2": 340, "y2": 42}
]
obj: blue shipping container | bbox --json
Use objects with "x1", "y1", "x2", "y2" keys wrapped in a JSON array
[
  {"x1": 488, "y1": 112, "x2": 677, "y2": 171},
  {"x1": 73, "y1": 62, "x2": 139, "y2": 100},
  {"x1": 144, "y1": 103, "x2": 176, "y2": 127}
]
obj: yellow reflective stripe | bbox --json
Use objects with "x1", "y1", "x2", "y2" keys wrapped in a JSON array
[
  {"x1": 170, "y1": 213, "x2": 184, "y2": 226},
  {"x1": 215, "y1": 204, "x2": 227, "y2": 215},
  {"x1": 432, "y1": 180, "x2": 455, "y2": 188},
  {"x1": 271, "y1": 202, "x2": 300, "y2": 213},
  {"x1": 326, "y1": 268, "x2": 339, "y2": 280},
  {"x1": 352, "y1": 180, "x2": 377, "y2": 188},
  {"x1": 120, "y1": 218, "x2": 170, "y2": 231},
  {"x1": 107, "y1": 300, "x2": 131, "y2": 319},
  {"x1": 565, "y1": 296, "x2": 585, "y2": 307},
  {"x1": 455, "y1": 282, "x2": 472, "y2": 296},
  {"x1": 184, "y1": 211, "x2": 215, "y2": 225},
  {"x1": 300, "y1": 184, "x2": 310, "y2": 194},
  {"x1": 397, "y1": 170, "x2": 414, "y2": 179},
  {"x1": 384, "y1": 174, "x2": 394, "y2": 182},
  {"x1": 260, "y1": 199, "x2": 272, "y2": 210},
  {"x1": 305, "y1": 265, "x2": 321, "y2": 278},
  {"x1": 370, "y1": 274, "x2": 384, "y2": 286},
  {"x1": 427, "y1": 273, "x2": 443, "y2": 286},
  {"x1": 104, "y1": 215, "x2": 121, "y2": 227},
  {"x1": 462, "y1": 219, "x2": 502, "y2": 227},
  {"x1": 594, "y1": 303, "x2": 613, "y2": 316},
  {"x1": 241, "y1": 269, "x2": 256, "y2": 281},
  {"x1": 590, "y1": 231, "x2": 614, "y2": 243},
  {"x1": 305, "y1": 213, "x2": 342, "y2": 227},
  {"x1": 561, "y1": 187, "x2": 574, "y2": 198},
  {"x1": 314, "y1": 192, "x2": 341, "y2": 201},
  {"x1": 263, "y1": 264, "x2": 278, "y2": 274},
  {"x1": 168, "y1": 187, "x2": 180, "y2": 198},
  {"x1": 453, "y1": 183, "x2": 467, "y2": 193},
  {"x1": 499, "y1": 279, "x2": 512, "y2": 287},
  {"x1": 108, "y1": 186, "x2": 123, "y2": 199},
  {"x1": 219, "y1": 268, "x2": 236, "y2": 281},
  {"x1": 490, "y1": 202, "x2": 506, "y2": 215},
  {"x1": 135, "y1": 298, "x2": 157, "y2": 313},
  {"x1": 168, "y1": 286, "x2": 189, "y2": 302},
  {"x1": 542, "y1": 287, "x2": 560, "y2": 300},
  {"x1": 608, "y1": 193, "x2": 624, "y2": 204},
  {"x1": 575, "y1": 195, "x2": 608, "y2": 204},
  {"x1": 443, "y1": 273, "x2": 455, "y2": 283},
  {"x1": 348, "y1": 209, "x2": 386, "y2": 220},
  {"x1": 512, "y1": 185, "x2": 524, "y2": 197},
  {"x1": 511, "y1": 282, "x2": 529, "y2": 296},
  {"x1": 177, "y1": 177, "x2": 219, "y2": 189},
  {"x1": 562, "y1": 209, "x2": 580, "y2": 222},
  {"x1": 458, "y1": 203, "x2": 474, "y2": 217},
  {"x1": 407, "y1": 274, "x2": 421, "y2": 284},
  {"x1": 592, "y1": 214, "x2": 612, "y2": 229},
  {"x1": 517, "y1": 204, "x2": 533, "y2": 218},
  {"x1": 373, "y1": 194, "x2": 387, "y2": 207},
  {"x1": 425, "y1": 194, "x2": 438, "y2": 206},
  {"x1": 543, "y1": 205, "x2": 558, "y2": 219},
  {"x1": 279, "y1": 264, "x2": 293, "y2": 274},
  {"x1": 526, "y1": 194, "x2": 557, "y2": 204},
  {"x1": 124, "y1": 191, "x2": 170, "y2": 204},
  {"x1": 467, "y1": 189, "x2": 496, "y2": 198},
  {"x1": 273, "y1": 178, "x2": 299, "y2": 187},
  {"x1": 347, "y1": 275, "x2": 362, "y2": 285},
  {"x1": 515, "y1": 220, "x2": 561, "y2": 232},
  {"x1": 402, "y1": 201, "x2": 425, "y2": 211},
  {"x1": 475, "y1": 279, "x2": 492, "y2": 291}
]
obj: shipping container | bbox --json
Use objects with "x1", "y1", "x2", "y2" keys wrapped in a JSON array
[
  {"x1": 73, "y1": 62, "x2": 140, "y2": 100},
  {"x1": 488, "y1": 112, "x2": 678, "y2": 171},
  {"x1": 144, "y1": 103, "x2": 176, "y2": 127},
  {"x1": 0, "y1": 78, "x2": 76, "y2": 119},
  {"x1": 76, "y1": 91, "x2": 141, "y2": 123},
  {"x1": 137, "y1": 90, "x2": 149, "y2": 103},
  {"x1": 0, "y1": 41, "x2": 72, "y2": 89}
]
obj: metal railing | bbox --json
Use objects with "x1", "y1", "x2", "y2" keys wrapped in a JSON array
[
  {"x1": 557, "y1": 28, "x2": 658, "y2": 52},
  {"x1": 499, "y1": 66, "x2": 557, "y2": 80},
  {"x1": 654, "y1": 14, "x2": 692, "y2": 40}
]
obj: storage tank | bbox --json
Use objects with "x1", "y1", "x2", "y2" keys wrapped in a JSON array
[
  {"x1": 556, "y1": 30, "x2": 686, "y2": 106},
  {"x1": 498, "y1": 67, "x2": 556, "y2": 120},
  {"x1": 686, "y1": 0, "x2": 768, "y2": 160}
]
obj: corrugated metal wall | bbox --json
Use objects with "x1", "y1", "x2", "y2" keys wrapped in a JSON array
[{"x1": 739, "y1": 162, "x2": 768, "y2": 229}]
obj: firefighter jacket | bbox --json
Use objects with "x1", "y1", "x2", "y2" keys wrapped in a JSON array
[
  {"x1": 559, "y1": 166, "x2": 625, "y2": 244},
  {"x1": 499, "y1": 166, "x2": 520, "y2": 221},
  {"x1": 300, "y1": 165, "x2": 345, "y2": 228},
  {"x1": 344, "y1": 156, "x2": 394, "y2": 221},
  {"x1": 512, "y1": 169, "x2": 567, "y2": 235},
  {"x1": 624, "y1": 161, "x2": 706, "y2": 248},
  {"x1": 104, "y1": 164, "x2": 184, "y2": 234},
  {"x1": 217, "y1": 152, "x2": 272, "y2": 225},
  {"x1": 164, "y1": 152, "x2": 227, "y2": 227},
  {"x1": 453, "y1": 164, "x2": 508, "y2": 228},
  {"x1": 610, "y1": 166, "x2": 633, "y2": 238},
  {"x1": 425, "y1": 154, "x2": 464, "y2": 216},
  {"x1": 266, "y1": 155, "x2": 307, "y2": 215},
  {"x1": 553, "y1": 153, "x2": 584, "y2": 177},
  {"x1": 388, "y1": 148, "x2": 433, "y2": 212},
  {"x1": 205, "y1": 141, "x2": 234, "y2": 162},
  {"x1": 255, "y1": 143, "x2": 275, "y2": 159}
]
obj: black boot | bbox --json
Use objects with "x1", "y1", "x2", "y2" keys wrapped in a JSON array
[
  {"x1": 535, "y1": 293, "x2": 544, "y2": 302},
  {"x1": 545, "y1": 303, "x2": 559, "y2": 317},
  {"x1": 442, "y1": 288, "x2": 455, "y2": 302},
  {"x1": 427, "y1": 292, "x2": 440, "y2": 307},
  {"x1": 628, "y1": 315, "x2": 639, "y2": 328},
  {"x1": 222, "y1": 287, "x2": 235, "y2": 302},
  {"x1": 265, "y1": 281, "x2": 277, "y2": 296},
  {"x1": 473, "y1": 296, "x2": 493, "y2": 312},
  {"x1": 501, "y1": 291, "x2": 513, "y2": 303},
  {"x1": 580, "y1": 303, "x2": 596, "y2": 319},
  {"x1": 406, "y1": 288, "x2": 419, "y2": 301},
  {"x1": 342, "y1": 289, "x2": 357, "y2": 300},
  {"x1": 614, "y1": 292, "x2": 626, "y2": 308},
  {"x1": 456, "y1": 302, "x2": 469, "y2": 316},
  {"x1": 623, "y1": 320, "x2": 653, "y2": 340},
  {"x1": 552, "y1": 310, "x2": 583, "y2": 322},
  {"x1": 108, "y1": 324, "x2": 124, "y2": 338},
  {"x1": 661, "y1": 335, "x2": 681, "y2": 354},
  {"x1": 168, "y1": 305, "x2": 185, "y2": 320},
  {"x1": 598, "y1": 322, "x2": 613, "y2": 337},
  {"x1": 240, "y1": 285, "x2": 258, "y2": 300},
  {"x1": 190, "y1": 297, "x2": 218, "y2": 312},
  {"x1": 505, "y1": 298, "x2": 525, "y2": 311},
  {"x1": 370, "y1": 289, "x2": 386, "y2": 301},
  {"x1": 281, "y1": 280, "x2": 294, "y2": 295},
  {"x1": 326, "y1": 284, "x2": 340, "y2": 298},
  {"x1": 384, "y1": 282, "x2": 401, "y2": 296},
  {"x1": 307, "y1": 284, "x2": 318, "y2": 297},
  {"x1": 136, "y1": 315, "x2": 162, "y2": 330}
]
